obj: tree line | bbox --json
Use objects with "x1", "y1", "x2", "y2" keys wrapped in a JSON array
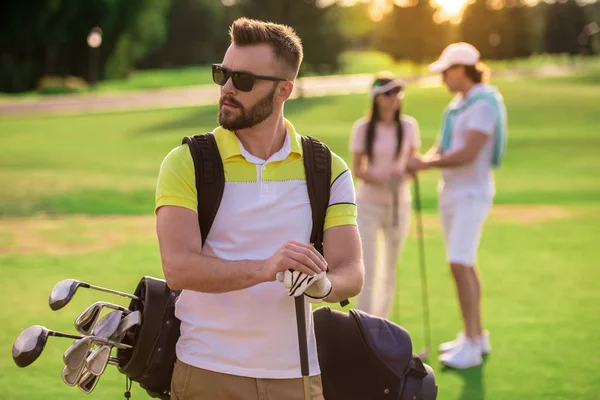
[{"x1": 1, "y1": 0, "x2": 598, "y2": 93}]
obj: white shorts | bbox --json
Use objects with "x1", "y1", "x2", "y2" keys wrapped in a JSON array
[{"x1": 439, "y1": 193, "x2": 492, "y2": 266}]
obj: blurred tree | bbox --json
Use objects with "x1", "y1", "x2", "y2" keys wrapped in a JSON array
[
  {"x1": 231, "y1": 0, "x2": 345, "y2": 75},
  {"x1": 460, "y1": 0, "x2": 498, "y2": 59},
  {"x1": 137, "y1": 0, "x2": 231, "y2": 69},
  {"x1": 544, "y1": 0, "x2": 589, "y2": 56},
  {"x1": 372, "y1": 3, "x2": 449, "y2": 67},
  {"x1": 335, "y1": 2, "x2": 377, "y2": 50},
  {"x1": 0, "y1": 0, "x2": 169, "y2": 93},
  {"x1": 496, "y1": 1, "x2": 534, "y2": 59}
]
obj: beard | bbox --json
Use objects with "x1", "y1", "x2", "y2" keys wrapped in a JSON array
[{"x1": 218, "y1": 85, "x2": 277, "y2": 131}]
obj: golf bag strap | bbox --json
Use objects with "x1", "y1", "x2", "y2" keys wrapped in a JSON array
[
  {"x1": 300, "y1": 136, "x2": 349, "y2": 308},
  {"x1": 182, "y1": 133, "x2": 225, "y2": 247},
  {"x1": 409, "y1": 356, "x2": 428, "y2": 379},
  {"x1": 301, "y1": 135, "x2": 330, "y2": 256}
]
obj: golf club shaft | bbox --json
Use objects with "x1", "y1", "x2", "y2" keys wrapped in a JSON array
[
  {"x1": 294, "y1": 296, "x2": 312, "y2": 400},
  {"x1": 51, "y1": 331, "x2": 84, "y2": 340},
  {"x1": 52, "y1": 331, "x2": 133, "y2": 349},
  {"x1": 83, "y1": 283, "x2": 139, "y2": 301},
  {"x1": 392, "y1": 189, "x2": 399, "y2": 227},
  {"x1": 414, "y1": 175, "x2": 432, "y2": 353}
]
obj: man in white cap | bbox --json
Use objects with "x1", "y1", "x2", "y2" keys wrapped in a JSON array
[{"x1": 407, "y1": 42, "x2": 507, "y2": 369}]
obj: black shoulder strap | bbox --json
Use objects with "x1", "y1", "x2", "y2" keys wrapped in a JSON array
[
  {"x1": 182, "y1": 133, "x2": 225, "y2": 247},
  {"x1": 301, "y1": 136, "x2": 350, "y2": 308},
  {"x1": 301, "y1": 136, "x2": 331, "y2": 256}
]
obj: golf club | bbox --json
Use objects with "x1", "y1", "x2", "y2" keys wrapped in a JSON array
[
  {"x1": 61, "y1": 362, "x2": 87, "y2": 387},
  {"x1": 62, "y1": 353, "x2": 120, "y2": 387},
  {"x1": 413, "y1": 175, "x2": 432, "y2": 360},
  {"x1": 92, "y1": 310, "x2": 123, "y2": 339},
  {"x1": 12, "y1": 325, "x2": 133, "y2": 368},
  {"x1": 85, "y1": 345, "x2": 112, "y2": 376},
  {"x1": 74, "y1": 301, "x2": 130, "y2": 335},
  {"x1": 63, "y1": 338, "x2": 93, "y2": 370},
  {"x1": 13, "y1": 325, "x2": 82, "y2": 368},
  {"x1": 294, "y1": 296, "x2": 312, "y2": 400},
  {"x1": 389, "y1": 175, "x2": 401, "y2": 228},
  {"x1": 49, "y1": 279, "x2": 139, "y2": 311},
  {"x1": 78, "y1": 368, "x2": 100, "y2": 394},
  {"x1": 110, "y1": 310, "x2": 142, "y2": 342}
]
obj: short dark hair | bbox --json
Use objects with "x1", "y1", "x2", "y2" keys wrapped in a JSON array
[
  {"x1": 229, "y1": 18, "x2": 303, "y2": 79},
  {"x1": 463, "y1": 62, "x2": 489, "y2": 84}
]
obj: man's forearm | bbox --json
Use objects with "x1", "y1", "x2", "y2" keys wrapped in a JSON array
[
  {"x1": 324, "y1": 260, "x2": 364, "y2": 303},
  {"x1": 425, "y1": 148, "x2": 474, "y2": 168},
  {"x1": 162, "y1": 250, "x2": 269, "y2": 293}
]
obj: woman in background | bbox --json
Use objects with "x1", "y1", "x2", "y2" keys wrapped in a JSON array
[{"x1": 350, "y1": 72, "x2": 421, "y2": 319}]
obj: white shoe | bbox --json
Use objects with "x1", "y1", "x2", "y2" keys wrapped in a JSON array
[
  {"x1": 439, "y1": 339, "x2": 483, "y2": 369},
  {"x1": 438, "y1": 331, "x2": 491, "y2": 355},
  {"x1": 438, "y1": 332, "x2": 465, "y2": 354}
]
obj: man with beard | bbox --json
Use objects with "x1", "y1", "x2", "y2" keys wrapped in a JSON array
[{"x1": 154, "y1": 18, "x2": 364, "y2": 400}]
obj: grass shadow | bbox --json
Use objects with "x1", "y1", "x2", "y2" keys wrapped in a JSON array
[{"x1": 440, "y1": 359, "x2": 487, "y2": 400}]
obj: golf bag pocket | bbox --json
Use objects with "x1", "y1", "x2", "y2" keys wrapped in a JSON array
[
  {"x1": 313, "y1": 306, "x2": 437, "y2": 400},
  {"x1": 116, "y1": 276, "x2": 181, "y2": 400}
]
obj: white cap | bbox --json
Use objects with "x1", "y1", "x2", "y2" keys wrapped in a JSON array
[{"x1": 428, "y1": 42, "x2": 480, "y2": 73}]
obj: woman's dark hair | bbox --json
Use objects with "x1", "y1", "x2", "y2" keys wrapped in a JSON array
[
  {"x1": 365, "y1": 76, "x2": 403, "y2": 163},
  {"x1": 463, "y1": 62, "x2": 489, "y2": 84}
]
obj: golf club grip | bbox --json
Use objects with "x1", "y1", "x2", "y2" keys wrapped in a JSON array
[
  {"x1": 294, "y1": 296, "x2": 312, "y2": 400},
  {"x1": 392, "y1": 189, "x2": 399, "y2": 227}
]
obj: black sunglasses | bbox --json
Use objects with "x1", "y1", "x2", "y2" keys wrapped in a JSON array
[{"x1": 212, "y1": 64, "x2": 286, "y2": 92}]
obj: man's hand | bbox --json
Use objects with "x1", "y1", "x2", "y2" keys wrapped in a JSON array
[
  {"x1": 264, "y1": 241, "x2": 328, "y2": 282},
  {"x1": 276, "y1": 270, "x2": 332, "y2": 303},
  {"x1": 406, "y1": 155, "x2": 429, "y2": 174}
]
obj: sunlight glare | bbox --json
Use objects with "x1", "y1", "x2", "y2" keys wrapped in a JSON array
[{"x1": 430, "y1": 0, "x2": 471, "y2": 23}]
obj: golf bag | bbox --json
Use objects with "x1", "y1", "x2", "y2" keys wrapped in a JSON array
[
  {"x1": 115, "y1": 277, "x2": 180, "y2": 400},
  {"x1": 314, "y1": 307, "x2": 437, "y2": 400},
  {"x1": 115, "y1": 133, "x2": 437, "y2": 399}
]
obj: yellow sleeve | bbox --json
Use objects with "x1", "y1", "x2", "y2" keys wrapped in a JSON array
[
  {"x1": 324, "y1": 152, "x2": 357, "y2": 230},
  {"x1": 154, "y1": 144, "x2": 197, "y2": 214}
]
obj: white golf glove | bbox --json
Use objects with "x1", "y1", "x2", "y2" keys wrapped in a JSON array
[{"x1": 276, "y1": 270, "x2": 332, "y2": 303}]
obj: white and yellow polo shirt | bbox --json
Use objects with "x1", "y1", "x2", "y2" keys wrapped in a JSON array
[{"x1": 155, "y1": 119, "x2": 356, "y2": 379}]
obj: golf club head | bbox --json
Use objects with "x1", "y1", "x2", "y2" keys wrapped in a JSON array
[
  {"x1": 76, "y1": 301, "x2": 131, "y2": 335},
  {"x1": 93, "y1": 310, "x2": 123, "y2": 339},
  {"x1": 63, "y1": 338, "x2": 93, "y2": 370},
  {"x1": 75, "y1": 304, "x2": 102, "y2": 335},
  {"x1": 111, "y1": 310, "x2": 141, "y2": 342},
  {"x1": 49, "y1": 279, "x2": 80, "y2": 311},
  {"x1": 78, "y1": 369, "x2": 100, "y2": 394},
  {"x1": 86, "y1": 345, "x2": 111, "y2": 376},
  {"x1": 61, "y1": 363, "x2": 86, "y2": 387},
  {"x1": 12, "y1": 325, "x2": 50, "y2": 368}
]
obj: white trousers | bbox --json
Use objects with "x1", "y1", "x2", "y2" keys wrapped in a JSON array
[{"x1": 355, "y1": 200, "x2": 412, "y2": 319}]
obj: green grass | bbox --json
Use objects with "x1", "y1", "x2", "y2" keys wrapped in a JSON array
[
  {"x1": 1, "y1": 72, "x2": 600, "y2": 399},
  {"x1": 94, "y1": 65, "x2": 214, "y2": 93},
  {"x1": 2, "y1": 51, "x2": 600, "y2": 100}
]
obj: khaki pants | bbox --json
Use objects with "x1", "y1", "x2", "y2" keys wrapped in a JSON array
[
  {"x1": 355, "y1": 200, "x2": 412, "y2": 318},
  {"x1": 170, "y1": 359, "x2": 325, "y2": 400}
]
